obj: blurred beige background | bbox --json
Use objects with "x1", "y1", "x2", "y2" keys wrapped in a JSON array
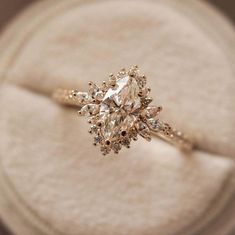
[
  {"x1": 0, "y1": 0, "x2": 234, "y2": 32},
  {"x1": 212, "y1": 0, "x2": 235, "y2": 22},
  {"x1": 0, "y1": 0, "x2": 233, "y2": 32},
  {"x1": 0, "y1": 0, "x2": 234, "y2": 235}
]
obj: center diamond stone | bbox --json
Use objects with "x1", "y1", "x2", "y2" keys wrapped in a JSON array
[
  {"x1": 100, "y1": 75, "x2": 141, "y2": 139},
  {"x1": 75, "y1": 66, "x2": 158, "y2": 155}
]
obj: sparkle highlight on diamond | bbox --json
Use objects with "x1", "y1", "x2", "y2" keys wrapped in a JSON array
[{"x1": 77, "y1": 66, "x2": 163, "y2": 155}]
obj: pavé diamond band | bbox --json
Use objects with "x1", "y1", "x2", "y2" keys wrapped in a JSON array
[{"x1": 53, "y1": 66, "x2": 194, "y2": 155}]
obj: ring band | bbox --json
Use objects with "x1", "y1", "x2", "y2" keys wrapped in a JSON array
[{"x1": 53, "y1": 66, "x2": 194, "y2": 155}]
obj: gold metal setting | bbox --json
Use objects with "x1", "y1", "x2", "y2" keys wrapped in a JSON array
[{"x1": 53, "y1": 66, "x2": 194, "y2": 155}]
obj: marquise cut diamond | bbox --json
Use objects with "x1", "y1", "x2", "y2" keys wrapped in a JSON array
[
  {"x1": 101, "y1": 76, "x2": 141, "y2": 113},
  {"x1": 100, "y1": 75, "x2": 141, "y2": 139}
]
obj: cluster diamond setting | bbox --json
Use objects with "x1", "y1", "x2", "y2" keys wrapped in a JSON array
[{"x1": 75, "y1": 66, "x2": 163, "y2": 155}]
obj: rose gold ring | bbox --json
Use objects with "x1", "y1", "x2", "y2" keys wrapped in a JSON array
[{"x1": 53, "y1": 66, "x2": 194, "y2": 155}]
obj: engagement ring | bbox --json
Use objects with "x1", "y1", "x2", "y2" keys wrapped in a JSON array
[{"x1": 53, "y1": 66, "x2": 193, "y2": 155}]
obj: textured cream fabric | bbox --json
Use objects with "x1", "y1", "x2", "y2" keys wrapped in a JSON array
[
  {"x1": 0, "y1": 0, "x2": 235, "y2": 235},
  {"x1": 0, "y1": 83, "x2": 234, "y2": 235}
]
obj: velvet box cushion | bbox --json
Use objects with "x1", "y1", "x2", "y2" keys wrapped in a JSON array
[{"x1": 0, "y1": 0, "x2": 235, "y2": 235}]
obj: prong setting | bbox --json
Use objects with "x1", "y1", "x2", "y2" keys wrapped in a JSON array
[{"x1": 71, "y1": 66, "x2": 165, "y2": 155}]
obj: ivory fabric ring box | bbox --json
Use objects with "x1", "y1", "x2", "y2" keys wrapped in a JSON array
[{"x1": 0, "y1": 0, "x2": 235, "y2": 235}]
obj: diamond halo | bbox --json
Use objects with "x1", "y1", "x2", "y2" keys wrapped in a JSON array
[{"x1": 73, "y1": 66, "x2": 163, "y2": 155}]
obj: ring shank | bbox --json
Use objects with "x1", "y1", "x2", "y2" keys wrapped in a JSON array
[
  {"x1": 53, "y1": 88, "x2": 84, "y2": 106},
  {"x1": 151, "y1": 126, "x2": 193, "y2": 151},
  {"x1": 53, "y1": 88, "x2": 194, "y2": 151}
]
